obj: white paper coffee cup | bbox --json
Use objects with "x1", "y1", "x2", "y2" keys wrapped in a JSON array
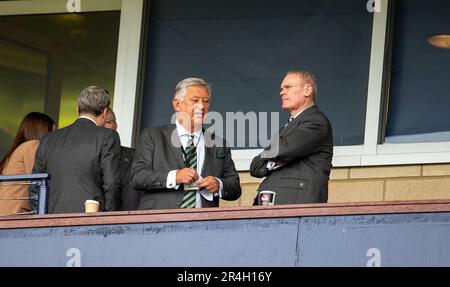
[{"x1": 84, "y1": 200, "x2": 100, "y2": 213}]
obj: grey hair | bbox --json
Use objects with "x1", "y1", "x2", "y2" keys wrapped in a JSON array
[
  {"x1": 173, "y1": 77, "x2": 211, "y2": 101},
  {"x1": 286, "y1": 71, "x2": 318, "y2": 101},
  {"x1": 77, "y1": 86, "x2": 111, "y2": 116}
]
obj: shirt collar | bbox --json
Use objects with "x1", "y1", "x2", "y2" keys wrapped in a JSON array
[
  {"x1": 291, "y1": 104, "x2": 314, "y2": 120},
  {"x1": 79, "y1": 115, "x2": 98, "y2": 126},
  {"x1": 175, "y1": 120, "x2": 202, "y2": 138}
]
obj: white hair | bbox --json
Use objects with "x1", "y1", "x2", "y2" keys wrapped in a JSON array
[{"x1": 173, "y1": 77, "x2": 211, "y2": 101}]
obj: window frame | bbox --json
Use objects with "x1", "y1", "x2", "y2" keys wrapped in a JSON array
[{"x1": 360, "y1": 0, "x2": 450, "y2": 167}]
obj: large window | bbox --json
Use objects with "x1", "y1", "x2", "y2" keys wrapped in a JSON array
[
  {"x1": 0, "y1": 37, "x2": 50, "y2": 156},
  {"x1": 140, "y1": 0, "x2": 373, "y2": 148},
  {"x1": 0, "y1": 2, "x2": 121, "y2": 159},
  {"x1": 385, "y1": 0, "x2": 450, "y2": 144}
]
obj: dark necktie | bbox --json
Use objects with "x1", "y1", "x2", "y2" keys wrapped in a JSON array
[
  {"x1": 284, "y1": 116, "x2": 294, "y2": 128},
  {"x1": 181, "y1": 135, "x2": 196, "y2": 208}
]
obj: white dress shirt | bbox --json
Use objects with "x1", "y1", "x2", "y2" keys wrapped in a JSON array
[{"x1": 166, "y1": 121, "x2": 223, "y2": 207}]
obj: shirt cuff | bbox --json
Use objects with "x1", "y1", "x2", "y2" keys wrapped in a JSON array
[
  {"x1": 166, "y1": 170, "x2": 180, "y2": 189},
  {"x1": 267, "y1": 160, "x2": 285, "y2": 171},
  {"x1": 199, "y1": 177, "x2": 223, "y2": 201},
  {"x1": 200, "y1": 189, "x2": 213, "y2": 201},
  {"x1": 266, "y1": 161, "x2": 276, "y2": 170},
  {"x1": 215, "y1": 177, "x2": 224, "y2": 198}
]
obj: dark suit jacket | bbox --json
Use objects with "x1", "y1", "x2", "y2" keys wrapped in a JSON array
[
  {"x1": 131, "y1": 124, "x2": 241, "y2": 210},
  {"x1": 250, "y1": 105, "x2": 333, "y2": 204},
  {"x1": 31, "y1": 118, "x2": 121, "y2": 213},
  {"x1": 117, "y1": 146, "x2": 143, "y2": 210}
]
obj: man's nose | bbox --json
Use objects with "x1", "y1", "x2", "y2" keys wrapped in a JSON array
[{"x1": 196, "y1": 102, "x2": 204, "y2": 110}]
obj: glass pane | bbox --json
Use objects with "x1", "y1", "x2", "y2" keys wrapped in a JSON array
[
  {"x1": 141, "y1": 0, "x2": 373, "y2": 147},
  {"x1": 385, "y1": 0, "x2": 450, "y2": 143},
  {"x1": 0, "y1": 39, "x2": 47, "y2": 156},
  {"x1": 0, "y1": 11, "x2": 120, "y2": 159}
]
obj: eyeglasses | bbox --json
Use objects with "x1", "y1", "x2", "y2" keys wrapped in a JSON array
[{"x1": 105, "y1": 119, "x2": 117, "y2": 124}]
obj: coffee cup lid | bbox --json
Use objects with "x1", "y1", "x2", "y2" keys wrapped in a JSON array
[{"x1": 84, "y1": 200, "x2": 99, "y2": 205}]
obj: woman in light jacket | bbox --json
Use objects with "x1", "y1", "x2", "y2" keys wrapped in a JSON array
[{"x1": 0, "y1": 112, "x2": 55, "y2": 216}]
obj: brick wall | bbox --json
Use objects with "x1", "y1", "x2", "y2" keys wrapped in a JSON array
[{"x1": 220, "y1": 164, "x2": 450, "y2": 207}]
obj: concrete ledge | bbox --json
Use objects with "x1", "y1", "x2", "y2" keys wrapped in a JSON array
[
  {"x1": 423, "y1": 164, "x2": 450, "y2": 177},
  {"x1": 386, "y1": 178, "x2": 450, "y2": 201},
  {"x1": 349, "y1": 165, "x2": 421, "y2": 179},
  {"x1": 329, "y1": 180, "x2": 384, "y2": 202},
  {"x1": 330, "y1": 168, "x2": 349, "y2": 180}
]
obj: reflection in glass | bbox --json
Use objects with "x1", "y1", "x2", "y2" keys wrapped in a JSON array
[{"x1": 0, "y1": 12, "x2": 120, "y2": 158}]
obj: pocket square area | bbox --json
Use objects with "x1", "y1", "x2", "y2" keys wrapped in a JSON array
[{"x1": 216, "y1": 152, "x2": 226, "y2": 159}]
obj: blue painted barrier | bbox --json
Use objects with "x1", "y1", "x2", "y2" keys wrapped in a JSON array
[{"x1": 1, "y1": 201, "x2": 449, "y2": 267}]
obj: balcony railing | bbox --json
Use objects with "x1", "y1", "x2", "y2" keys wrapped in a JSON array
[{"x1": 0, "y1": 173, "x2": 49, "y2": 216}]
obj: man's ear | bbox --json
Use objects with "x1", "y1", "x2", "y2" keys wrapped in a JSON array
[
  {"x1": 172, "y1": 98, "x2": 180, "y2": 112},
  {"x1": 304, "y1": 84, "x2": 313, "y2": 97},
  {"x1": 101, "y1": 108, "x2": 109, "y2": 119}
]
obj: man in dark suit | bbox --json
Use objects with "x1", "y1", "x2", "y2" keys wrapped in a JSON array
[
  {"x1": 104, "y1": 107, "x2": 141, "y2": 210},
  {"x1": 31, "y1": 86, "x2": 121, "y2": 213},
  {"x1": 131, "y1": 77, "x2": 241, "y2": 210},
  {"x1": 250, "y1": 71, "x2": 333, "y2": 204}
]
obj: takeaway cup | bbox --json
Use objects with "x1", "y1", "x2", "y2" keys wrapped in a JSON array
[{"x1": 84, "y1": 200, "x2": 100, "y2": 213}]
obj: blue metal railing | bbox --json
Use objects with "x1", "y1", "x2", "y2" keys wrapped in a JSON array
[{"x1": 0, "y1": 173, "x2": 49, "y2": 215}]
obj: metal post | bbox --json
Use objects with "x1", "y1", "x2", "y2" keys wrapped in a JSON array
[{"x1": 37, "y1": 179, "x2": 49, "y2": 215}]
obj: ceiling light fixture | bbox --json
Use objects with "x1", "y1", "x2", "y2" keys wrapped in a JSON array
[{"x1": 427, "y1": 34, "x2": 450, "y2": 49}]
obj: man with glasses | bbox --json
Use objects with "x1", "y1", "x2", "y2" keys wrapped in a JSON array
[{"x1": 104, "y1": 107, "x2": 141, "y2": 210}]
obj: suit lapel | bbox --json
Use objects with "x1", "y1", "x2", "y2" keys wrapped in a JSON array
[
  {"x1": 280, "y1": 105, "x2": 318, "y2": 135},
  {"x1": 164, "y1": 125, "x2": 185, "y2": 169}
]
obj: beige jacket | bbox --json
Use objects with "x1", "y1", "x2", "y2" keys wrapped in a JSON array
[{"x1": 0, "y1": 140, "x2": 39, "y2": 215}]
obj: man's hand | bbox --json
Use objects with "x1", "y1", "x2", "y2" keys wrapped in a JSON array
[
  {"x1": 196, "y1": 176, "x2": 219, "y2": 193},
  {"x1": 176, "y1": 168, "x2": 199, "y2": 184}
]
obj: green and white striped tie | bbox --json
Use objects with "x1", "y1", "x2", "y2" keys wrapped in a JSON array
[{"x1": 181, "y1": 135, "x2": 196, "y2": 208}]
